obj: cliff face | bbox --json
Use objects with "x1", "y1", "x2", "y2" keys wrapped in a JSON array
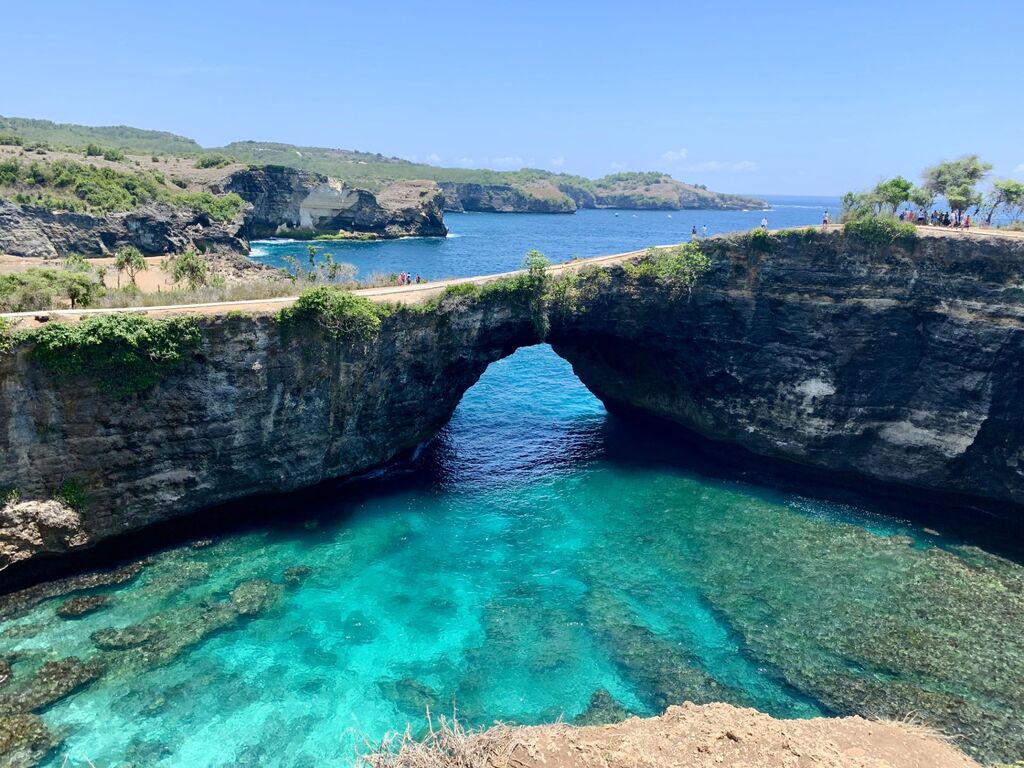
[
  {"x1": 2, "y1": 231, "x2": 1024, "y2": 574},
  {"x1": 552, "y1": 231, "x2": 1024, "y2": 508},
  {"x1": 0, "y1": 199, "x2": 248, "y2": 257},
  {"x1": 225, "y1": 167, "x2": 447, "y2": 239},
  {"x1": 440, "y1": 177, "x2": 767, "y2": 214},
  {"x1": 0, "y1": 294, "x2": 537, "y2": 569},
  {"x1": 439, "y1": 182, "x2": 576, "y2": 214}
]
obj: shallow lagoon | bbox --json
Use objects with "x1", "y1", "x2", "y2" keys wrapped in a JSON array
[{"x1": 2, "y1": 346, "x2": 1023, "y2": 766}]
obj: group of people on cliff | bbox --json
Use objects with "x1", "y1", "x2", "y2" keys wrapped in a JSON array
[
  {"x1": 396, "y1": 271, "x2": 423, "y2": 286},
  {"x1": 901, "y1": 209, "x2": 972, "y2": 228}
]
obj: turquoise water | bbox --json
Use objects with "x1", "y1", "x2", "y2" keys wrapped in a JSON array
[
  {"x1": 3, "y1": 201, "x2": 1024, "y2": 765},
  {"x1": 2, "y1": 346, "x2": 1023, "y2": 766},
  {"x1": 250, "y1": 196, "x2": 839, "y2": 281}
]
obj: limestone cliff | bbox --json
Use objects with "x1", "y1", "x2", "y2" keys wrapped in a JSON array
[
  {"x1": 2, "y1": 230, "x2": 1024, "y2": 577},
  {"x1": 551, "y1": 231, "x2": 1024, "y2": 510},
  {"x1": 440, "y1": 176, "x2": 766, "y2": 214},
  {"x1": 224, "y1": 166, "x2": 447, "y2": 239},
  {"x1": 440, "y1": 182, "x2": 576, "y2": 214},
  {"x1": 0, "y1": 199, "x2": 247, "y2": 257}
]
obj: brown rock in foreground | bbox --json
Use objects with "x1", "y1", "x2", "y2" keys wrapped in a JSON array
[{"x1": 369, "y1": 703, "x2": 980, "y2": 768}]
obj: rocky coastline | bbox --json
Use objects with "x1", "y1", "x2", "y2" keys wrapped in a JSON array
[
  {"x1": 2, "y1": 230, "x2": 1024, "y2": 575},
  {"x1": 0, "y1": 161, "x2": 449, "y2": 261}
]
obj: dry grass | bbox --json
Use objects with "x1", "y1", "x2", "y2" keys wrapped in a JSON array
[
  {"x1": 877, "y1": 712, "x2": 955, "y2": 745},
  {"x1": 362, "y1": 712, "x2": 525, "y2": 768},
  {"x1": 97, "y1": 278, "x2": 299, "y2": 308}
]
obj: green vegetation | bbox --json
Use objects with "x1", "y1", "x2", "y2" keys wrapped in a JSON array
[
  {"x1": 842, "y1": 216, "x2": 918, "y2": 247},
  {"x1": 743, "y1": 227, "x2": 774, "y2": 252},
  {"x1": 195, "y1": 153, "x2": 234, "y2": 169},
  {"x1": 162, "y1": 248, "x2": 209, "y2": 289},
  {"x1": 114, "y1": 246, "x2": 147, "y2": 288},
  {"x1": 24, "y1": 314, "x2": 202, "y2": 397},
  {"x1": 1, "y1": 114, "x2": 760, "y2": 211},
  {"x1": 985, "y1": 178, "x2": 1024, "y2": 224},
  {"x1": 0, "y1": 317, "x2": 15, "y2": 353},
  {"x1": 277, "y1": 245, "x2": 359, "y2": 285},
  {"x1": 546, "y1": 264, "x2": 612, "y2": 318},
  {"x1": 277, "y1": 286, "x2": 386, "y2": 342},
  {"x1": 622, "y1": 243, "x2": 711, "y2": 287},
  {"x1": 55, "y1": 478, "x2": 87, "y2": 510},
  {"x1": 0, "y1": 157, "x2": 245, "y2": 218},
  {"x1": 84, "y1": 143, "x2": 125, "y2": 162},
  {"x1": 594, "y1": 171, "x2": 667, "y2": 188},
  {"x1": 0, "y1": 267, "x2": 105, "y2": 311},
  {"x1": 923, "y1": 155, "x2": 992, "y2": 219},
  {"x1": 172, "y1": 191, "x2": 245, "y2": 222},
  {"x1": 0, "y1": 115, "x2": 202, "y2": 155},
  {"x1": 842, "y1": 175, "x2": 933, "y2": 219},
  {"x1": 0, "y1": 158, "x2": 166, "y2": 212},
  {"x1": 0, "y1": 485, "x2": 19, "y2": 507}
]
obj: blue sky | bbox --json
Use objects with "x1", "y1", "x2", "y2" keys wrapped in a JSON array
[{"x1": 3, "y1": 0, "x2": 1021, "y2": 194}]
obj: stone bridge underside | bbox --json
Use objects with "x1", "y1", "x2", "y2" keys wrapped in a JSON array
[{"x1": 3, "y1": 230, "x2": 1024, "y2": 575}]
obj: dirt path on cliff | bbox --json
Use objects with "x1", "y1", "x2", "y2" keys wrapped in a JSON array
[
  {"x1": 3, "y1": 226, "x2": 1021, "y2": 330},
  {"x1": 0, "y1": 247, "x2": 651, "y2": 328},
  {"x1": 370, "y1": 703, "x2": 981, "y2": 768}
]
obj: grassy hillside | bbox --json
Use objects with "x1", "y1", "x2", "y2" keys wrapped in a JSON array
[
  {"x1": 0, "y1": 116, "x2": 201, "y2": 156},
  {"x1": 0, "y1": 145, "x2": 243, "y2": 219},
  {"x1": 0, "y1": 115, "x2": 765, "y2": 210}
]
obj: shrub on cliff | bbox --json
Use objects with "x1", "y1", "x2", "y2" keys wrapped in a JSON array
[
  {"x1": 162, "y1": 248, "x2": 209, "y2": 289},
  {"x1": 24, "y1": 314, "x2": 202, "y2": 397},
  {"x1": 0, "y1": 268, "x2": 105, "y2": 312},
  {"x1": 194, "y1": 153, "x2": 233, "y2": 169},
  {"x1": 842, "y1": 216, "x2": 917, "y2": 248},
  {"x1": 622, "y1": 243, "x2": 710, "y2": 287},
  {"x1": 278, "y1": 286, "x2": 384, "y2": 342},
  {"x1": 173, "y1": 191, "x2": 245, "y2": 222}
]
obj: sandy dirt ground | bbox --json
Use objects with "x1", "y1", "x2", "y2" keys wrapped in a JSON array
[
  {"x1": 2, "y1": 227, "x2": 1021, "y2": 331},
  {"x1": 428, "y1": 703, "x2": 980, "y2": 768},
  {"x1": 0, "y1": 253, "x2": 177, "y2": 293}
]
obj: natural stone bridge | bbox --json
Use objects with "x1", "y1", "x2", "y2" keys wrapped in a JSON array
[{"x1": 3, "y1": 228, "x2": 1024, "y2": 577}]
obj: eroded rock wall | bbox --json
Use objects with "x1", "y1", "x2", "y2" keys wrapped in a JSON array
[
  {"x1": 0, "y1": 199, "x2": 248, "y2": 257},
  {"x1": 551, "y1": 230, "x2": 1024, "y2": 508},
  {"x1": 0, "y1": 295, "x2": 537, "y2": 570},
  {"x1": 225, "y1": 167, "x2": 447, "y2": 238},
  {"x1": 2, "y1": 230, "x2": 1024, "y2": 574}
]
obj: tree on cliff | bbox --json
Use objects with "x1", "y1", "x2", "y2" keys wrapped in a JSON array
[
  {"x1": 113, "y1": 245, "x2": 147, "y2": 289},
  {"x1": 923, "y1": 155, "x2": 992, "y2": 222},
  {"x1": 873, "y1": 177, "x2": 914, "y2": 215},
  {"x1": 984, "y1": 179, "x2": 1024, "y2": 224}
]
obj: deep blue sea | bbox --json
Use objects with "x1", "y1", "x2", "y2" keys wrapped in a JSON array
[
  {"x1": 249, "y1": 196, "x2": 839, "y2": 281},
  {"x1": 3, "y1": 197, "x2": 1023, "y2": 766}
]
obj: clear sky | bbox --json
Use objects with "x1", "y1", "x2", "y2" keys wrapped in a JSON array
[{"x1": 3, "y1": 0, "x2": 1021, "y2": 195}]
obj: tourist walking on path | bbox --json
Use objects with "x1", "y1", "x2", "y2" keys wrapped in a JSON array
[
  {"x1": 822, "y1": 211, "x2": 830, "y2": 230},
  {"x1": 760, "y1": 217, "x2": 768, "y2": 229},
  {"x1": 691, "y1": 226, "x2": 698, "y2": 241},
  {"x1": 702, "y1": 224, "x2": 708, "y2": 238}
]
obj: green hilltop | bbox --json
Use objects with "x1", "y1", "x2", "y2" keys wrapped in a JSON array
[
  {"x1": 0, "y1": 115, "x2": 766, "y2": 211},
  {"x1": 0, "y1": 115, "x2": 201, "y2": 156}
]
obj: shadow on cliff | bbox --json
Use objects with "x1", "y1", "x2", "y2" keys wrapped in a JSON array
[{"x1": 5, "y1": 400, "x2": 1024, "y2": 596}]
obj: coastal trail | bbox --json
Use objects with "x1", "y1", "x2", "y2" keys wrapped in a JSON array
[{"x1": 2, "y1": 225, "x2": 1021, "y2": 329}]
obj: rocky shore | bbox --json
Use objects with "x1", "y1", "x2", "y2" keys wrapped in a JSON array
[{"x1": 0, "y1": 155, "x2": 449, "y2": 261}]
